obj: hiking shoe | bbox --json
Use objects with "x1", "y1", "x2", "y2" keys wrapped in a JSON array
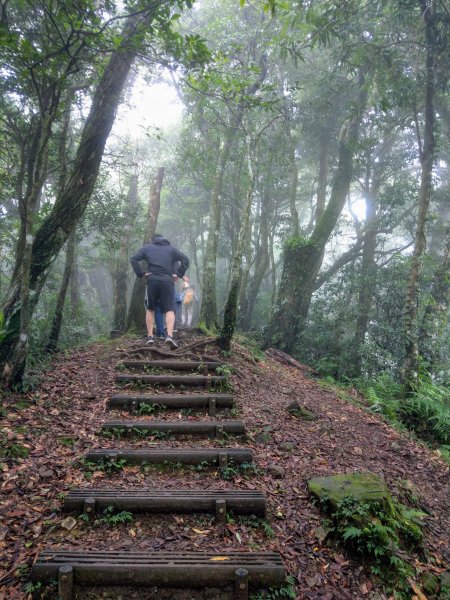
[
  {"x1": 165, "y1": 336, "x2": 178, "y2": 349},
  {"x1": 146, "y1": 336, "x2": 154, "y2": 345}
]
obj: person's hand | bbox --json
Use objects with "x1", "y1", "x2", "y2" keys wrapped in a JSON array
[{"x1": 172, "y1": 274, "x2": 179, "y2": 281}]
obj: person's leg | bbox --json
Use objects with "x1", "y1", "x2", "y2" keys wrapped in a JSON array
[
  {"x1": 165, "y1": 310, "x2": 175, "y2": 337},
  {"x1": 155, "y1": 301, "x2": 164, "y2": 336},
  {"x1": 146, "y1": 310, "x2": 155, "y2": 336},
  {"x1": 145, "y1": 279, "x2": 157, "y2": 341},
  {"x1": 187, "y1": 304, "x2": 194, "y2": 326}
]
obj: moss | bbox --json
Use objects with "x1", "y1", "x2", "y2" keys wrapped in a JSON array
[
  {"x1": 308, "y1": 472, "x2": 389, "y2": 507},
  {"x1": 284, "y1": 235, "x2": 316, "y2": 252}
]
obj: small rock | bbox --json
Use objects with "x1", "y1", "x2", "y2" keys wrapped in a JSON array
[
  {"x1": 315, "y1": 525, "x2": 331, "y2": 544},
  {"x1": 279, "y1": 441, "x2": 295, "y2": 452},
  {"x1": 255, "y1": 432, "x2": 272, "y2": 445},
  {"x1": 287, "y1": 401, "x2": 317, "y2": 420},
  {"x1": 287, "y1": 400, "x2": 301, "y2": 411},
  {"x1": 391, "y1": 441, "x2": 401, "y2": 450},
  {"x1": 262, "y1": 425, "x2": 273, "y2": 432},
  {"x1": 353, "y1": 446, "x2": 363, "y2": 455},
  {"x1": 39, "y1": 469, "x2": 55, "y2": 479},
  {"x1": 267, "y1": 464, "x2": 285, "y2": 478},
  {"x1": 61, "y1": 516, "x2": 77, "y2": 531},
  {"x1": 280, "y1": 386, "x2": 294, "y2": 395}
]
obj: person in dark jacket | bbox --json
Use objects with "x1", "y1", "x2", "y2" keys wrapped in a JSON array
[{"x1": 130, "y1": 234, "x2": 189, "y2": 348}]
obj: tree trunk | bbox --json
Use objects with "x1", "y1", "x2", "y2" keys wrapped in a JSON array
[
  {"x1": 45, "y1": 229, "x2": 77, "y2": 352},
  {"x1": 1, "y1": 11, "x2": 153, "y2": 384},
  {"x1": 316, "y1": 129, "x2": 329, "y2": 222},
  {"x1": 349, "y1": 188, "x2": 378, "y2": 378},
  {"x1": 239, "y1": 186, "x2": 270, "y2": 329},
  {"x1": 218, "y1": 141, "x2": 256, "y2": 350},
  {"x1": 126, "y1": 167, "x2": 164, "y2": 332},
  {"x1": 265, "y1": 68, "x2": 368, "y2": 353},
  {"x1": 418, "y1": 234, "x2": 450, "y2": 374},
  {"x1": 112, "y1": 173, "x2": 139, "y2": 333},
  {"x1": 403, "y1": 1, "x2": 436, "y2": 392},
  {"x1": 45, "y1": 88, "x2": 76, "y2": 352},
  {"x1": 199, "y1": 134, "x2": 234, "y2": 331}
]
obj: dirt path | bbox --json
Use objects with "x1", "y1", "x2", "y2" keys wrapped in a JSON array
[{"x1": 0, "y1": 334, "x2": 449, "y2": 599}]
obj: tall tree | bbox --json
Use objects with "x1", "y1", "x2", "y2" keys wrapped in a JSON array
[{"x1": 0, "y1": 2, "x2": 199, "y2": 385}]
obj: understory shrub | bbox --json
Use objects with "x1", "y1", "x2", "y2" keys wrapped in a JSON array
[{"x1": 322, "y1": 495, "x2": 425, "y2": 598}]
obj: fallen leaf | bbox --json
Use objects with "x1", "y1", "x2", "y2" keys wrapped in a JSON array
[
  {"x1": 191, "y1": 528, "x2": 210, "y2": 535},
  {"x1": 210, "y1": 556, "x2": 230, "y2": 561}
]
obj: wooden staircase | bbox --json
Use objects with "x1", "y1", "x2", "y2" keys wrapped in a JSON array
[{"x1": 32, "y1": 339, "x2": 285, "y2": 599}]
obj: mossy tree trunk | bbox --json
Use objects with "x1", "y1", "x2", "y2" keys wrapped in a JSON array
[
  {"x1": 218, "y1": 139, "x2": 256, "y2": 350},
  {"x1": 45, "y1": 229, "x2": 77, "y2": 352},
  {"x1": 418, "y1": 234, "x2": 450, "y2": 373},
  {"x1": 45, "y1": 89, "x2": 77, "y2": 352},
  {"x1": 126, "y1": 166, "x2": 164, "y2": 333},
  {"x1": 0, "y1": 12, "x2": 153, "y2": 385},
  {"x1": 200, "y1": 54, "x2": 268, "y2": 332},
  {"x1": 239, "y1": 185, "x2": 270, "y2": 330},
  {"x1": 403, "y1": 1, "x2": 437, "y2": 392},
  {"x1": 112, "y1": 173, "x2": 139, "y2": 333},
  {"x1": 349, "y1": 187, "x2": 378, "y2": 378},
  {"x1": 199, "y1": 133, "x2": 235, "y2": 331},
  {"x1": 265, "y1": 67, "x2": 369, "y2": 354}
]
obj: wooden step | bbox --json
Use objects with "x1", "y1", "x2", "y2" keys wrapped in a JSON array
[
  {"x1": 32, "y1": 550, "x2": 285, "y2": 598},
  {"x1": 115, "y1": 373, "x2": 226, "y2": 386},
  {"x1": 85, "y1": 447, "x2": 253, "y2": 467},
  {"x1": 101, "y1": 419, "x2": 246, "y2": 438},
  {"x1": 119, "y1": 360, "x2": 222, "y2": 372},
  {"x1": 63, "y1": 489, "x2": 266, "y2": 519},
  {"x1": 108, "y1": 394, "x2": 234, "y2": 416}
]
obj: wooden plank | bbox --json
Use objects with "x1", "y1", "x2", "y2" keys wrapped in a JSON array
[
  {"x1": 119, "y1": 360, "x2": 222, "y2": 371},
  {"x1": 101, "y1": 420, "x2": 246, "y2": 436},
  {"x1": 85, "y1": 447, "x2": 253, "y2": 466},
  {"x1": 115, "y1": 374, "x2": 226, "y2": 386},
  {"x1": 63, "y1": 489, "x2": 266, "y2": 516},
  {"x1": 108, "y1": 394, "x2": 234, "y2": 410},
  {"x1": 32, "y1": 551, "x2": 285, "y2": 588}
]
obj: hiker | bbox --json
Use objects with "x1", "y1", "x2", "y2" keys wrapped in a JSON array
[
  {"x1": 181, "y1": 282, "x2": 198, "y2": 328},
  {"x1": 131, "y1": 234, "x2": 189, "y2": 348}
]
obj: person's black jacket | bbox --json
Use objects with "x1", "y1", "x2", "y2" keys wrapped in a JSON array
[{"x1": 130, "y1": 235, "x2": 189, "y2": 281}]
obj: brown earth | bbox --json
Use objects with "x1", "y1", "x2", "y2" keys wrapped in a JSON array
[{"x1": 0, "y1": 332, "x2": 449, "y2": 599}]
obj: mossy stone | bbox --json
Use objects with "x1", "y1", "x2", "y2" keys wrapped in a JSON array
[
  {"x1": 422, "y1": 573, "x2": 440, "y2": 596},
  {"x1": 440, "y1": 572, "x2": 450, "y2": 599},
  {"x1": 307, "y1": 472, "x2": 388, "y2": 507},
  {"x1": 287, "y1": 401, "x2": 317, "y2": 421}
]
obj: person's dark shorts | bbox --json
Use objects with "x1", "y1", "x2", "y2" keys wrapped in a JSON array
[{"x1": 145, "y1": 278, "x2": 175, "y2": 312}]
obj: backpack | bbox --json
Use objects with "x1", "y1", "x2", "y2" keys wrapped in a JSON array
[{"x1": 183, "y1": 289, "x2": 194, "y2": 305}]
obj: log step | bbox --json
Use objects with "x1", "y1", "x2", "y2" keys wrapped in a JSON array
[
  {"x1": 32, "y1": 551, "x2": 285, "y2": 597},
  {"x1": 85, "y1": 447, "x2": 253, "y2": 467},
  {"x1": 108, "y1": 394, "x2": 234, "y2": 415},
  {"x1": 119, "y1": 360, "x2": 222, "y2": 372},
  {"x1": 102, "y1": 420, "x2": 246, "y2": 438},
  {"x1": 115, "y1": 374, "x2": 226, "y2": 386},
  {"x1": 63, "y1": 489, "x2": 266, "y2": 518}
]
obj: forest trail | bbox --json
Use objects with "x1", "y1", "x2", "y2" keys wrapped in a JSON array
[{"x1": 0, "y1": 332, "x2": 449, "y2": 599}]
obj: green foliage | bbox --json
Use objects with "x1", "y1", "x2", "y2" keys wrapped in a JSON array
[
  {"x1": 96, "y1": 506, "x2": 133, "y2": 526},
  {"x1": 215, "y1": 364, "x2": 233, "y2": 376},
  {"x1": 322, "y1": 495, "x2": 425, "y2": 597},
  {"x1": 0, "y1": 431, "x2": 30, "y2": 461},
  {"x1": 137, "y1": 402, "x2": 164, "y2": 415},
  {"x1": 221, "y1": 461, "x2": 260, "y2": 480},
  {"x1": 249, "y1": 575, "x2": 296, "y2": 599},
  {"x1": 80, "y1": 456, "x2": 127, "y2": 477},
  {"x1": 400, "y1": 382, "x2": 450, "y2": 445},
  {"x1": 23, "y1": 581, "x2": 42, "y2": 594}
]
